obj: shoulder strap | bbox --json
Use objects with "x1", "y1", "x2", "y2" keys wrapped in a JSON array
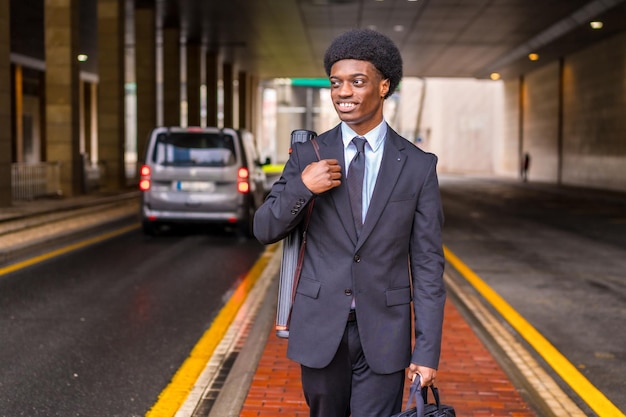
[
  {"x1": 311, "y1": 137, "x2": 321, "y2": 160},
  {"x1": 299, "y1": 137, "x2": 320, "y2": 232}
]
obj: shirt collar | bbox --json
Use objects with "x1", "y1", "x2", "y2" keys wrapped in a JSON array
[{"x1": 341, "y1": 120, "x2": 387, "y2": 153}]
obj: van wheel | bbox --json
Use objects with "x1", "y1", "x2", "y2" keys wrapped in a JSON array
[
  {"x1": 142, "y1": 220, "x2": 158, "y2": 236},
  {"x1": 238, "y1": 205, "x2": 255, "y2": 239}
]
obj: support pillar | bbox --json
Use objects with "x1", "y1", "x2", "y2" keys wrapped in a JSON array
[
  {"x1": 162, "y1": 26, "x2": 180, "y2": 126},
  {"x1": 44, "y1": 0, "x2": 82, "y2": 196},
  {"x1": 82, "y1": 80, "x2": 92, "y2": 156},
  {"x1": 0, "y1": 0, "x2": 12, "y2": 206},
  {"x1": 222, "y1": 62, "x2": 233, "y2": 128},
  {"x1": 135, "y1": 4, "x2": 156, "y2": 162},
  {"x1": 249, "y1": 75, "x2": 259, "y2": 135},
  {"x1": 238, "y1": 70, "x2": 249, "y2": 130},
  {"x1": 97, "y1": 0, "x2": 126, "y2": 190},
  {"x1": 39, "y1": 70, "x2": 47, "y2": 162},
  {"x1": 187, "y1": 43, "x2": 201, "y2": 127},
  {"x1": 14, "y1": 65, "x2": 23, "y2": 162},
  {"x1": 90, "y1": 82, "x2": 97, "y2": 163},
  {"x1": 78, "y1": 78, "x2": 85, "y2": 155},
  {"x1": 205, "y1": 50, "x2": 218, "y2": 127}
]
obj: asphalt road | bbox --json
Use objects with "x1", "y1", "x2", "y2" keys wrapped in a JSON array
[
  {"x1": 439, "y1": 175, "x2": 626, "y2": 413},
  {"x1": 0, "y1": 226, "x2": 264, "y2": 417}
]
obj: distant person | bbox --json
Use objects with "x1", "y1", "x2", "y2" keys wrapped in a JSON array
[
  {"x1": 254, "y1": 29, "x2": 446, "y2": 417},
  {"x1": 521, "y1": 152, "x2": 530, "y2": 182}
]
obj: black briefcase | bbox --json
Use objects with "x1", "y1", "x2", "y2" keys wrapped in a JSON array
[{"x1": 391, "y1": 376, "x2": 456, "y2": 417}]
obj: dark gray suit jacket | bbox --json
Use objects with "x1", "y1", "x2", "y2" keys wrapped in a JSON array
[{"x1": 254, "y1": 124, "x2": 446, "y2": 374}]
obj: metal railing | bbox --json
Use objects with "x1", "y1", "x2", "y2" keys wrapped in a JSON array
[{"x1": 11, "y1": 162, "x2": 63, "y2": 201}]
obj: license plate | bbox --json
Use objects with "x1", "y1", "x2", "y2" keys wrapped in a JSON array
[{"x1": 176, "y1": 181, "x2": 215, "y2": 192}]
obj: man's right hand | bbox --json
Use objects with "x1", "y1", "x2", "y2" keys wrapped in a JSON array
[{"x1": 302, "y1": 159, "x2": 342, "y2": 195}]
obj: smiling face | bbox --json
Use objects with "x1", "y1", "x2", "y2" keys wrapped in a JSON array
[{"x1": 329, "y1": 59, "x2": 390, "y2": 135}]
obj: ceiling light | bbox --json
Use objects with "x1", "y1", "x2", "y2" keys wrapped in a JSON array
[
  {"x1": 490, "y1": 73, "x2": 501, "y2": 81},
  {"x1": 77, "y1": 54, "x2": 88, "y2": 62},
  {"x1": 590, "y1": 21, "x2": 603, "y2": 29},
  {"x1": 528, "y1": 53, "x2": 539, "y2": 61}
]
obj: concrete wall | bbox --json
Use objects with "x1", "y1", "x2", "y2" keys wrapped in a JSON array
[
  {"x1": 411, "y1": 78, "x2": 503, "y2": 175},
  {"x1": 523, "y1": 62, "x2": 561, "y2": 183},
  {"x1": 497, "y1": 78, "x2": 520, "y2": 178},
  {"x1": 561, "y1": 32, "x2": 626, "y2": 191},
  {"x1": 406, "y1": 28, "x2": 626, "y2": 194},
  {"x1": 501, "y1": 31, "x2": 626, "y2": 192}
]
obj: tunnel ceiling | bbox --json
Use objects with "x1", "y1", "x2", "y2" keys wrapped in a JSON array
[{"x1": 161, "y1": 0, "x2": 626, "y2": 80}]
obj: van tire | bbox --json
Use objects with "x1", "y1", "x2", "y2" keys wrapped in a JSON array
[
  {"x1": 239, "y1": 204, "x2": 255, "y2": 238},
  {"x1": 142, "y1": 220, "x2": 158, "y2": 236}
]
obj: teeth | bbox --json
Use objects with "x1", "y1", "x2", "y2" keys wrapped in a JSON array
[{"x1": 339, "y1": 103, "x2": 355, "y2": 108}]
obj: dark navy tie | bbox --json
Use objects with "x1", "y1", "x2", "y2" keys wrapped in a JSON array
[{"x1": 347, "y1": 136, "x2": 366, "y2": 236}]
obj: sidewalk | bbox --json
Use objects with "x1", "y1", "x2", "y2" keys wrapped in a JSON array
[
  {"x1": 0, "y1": 191, "x2": 139, "y2": 265},
  {"x1": 239, "y1": 294, "x2": 537, "y2": 417}
]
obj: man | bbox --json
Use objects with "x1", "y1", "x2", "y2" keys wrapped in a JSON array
[{"x1": 254, "y1": 29, "x2": 446, "y2": 417}]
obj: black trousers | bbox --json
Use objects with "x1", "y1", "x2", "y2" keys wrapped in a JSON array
[{"x1": 301, "y1": 320, "x2": 405, "y2": 417}]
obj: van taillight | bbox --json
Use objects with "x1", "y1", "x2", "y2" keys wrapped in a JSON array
[
  {"x1": 139, "y1": 165, "x2": 151, "y2": 191},
  {"x1": 237, "y1": 167, "x2": 249, "y2": 193}
]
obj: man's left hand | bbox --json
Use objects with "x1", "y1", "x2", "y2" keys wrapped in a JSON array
[{"x1": 408, "y1": 364, "x2": 437, "y2": 387}]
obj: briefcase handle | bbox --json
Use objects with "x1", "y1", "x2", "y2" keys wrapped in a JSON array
[{"x1": 405, "y1": 376, "x2": 426, "y2": 417}]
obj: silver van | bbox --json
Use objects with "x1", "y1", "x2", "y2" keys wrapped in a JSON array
[{"x1": 139, "y1": 126, "x2": 267, "y2": 236}]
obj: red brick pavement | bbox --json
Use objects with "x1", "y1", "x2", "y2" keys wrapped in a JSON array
[{"x1": 241, "y1": 300, "x2": 537, "y2": 417}]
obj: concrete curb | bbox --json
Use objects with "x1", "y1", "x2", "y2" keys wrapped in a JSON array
[{"x1": 205, "y1": 264, "x2": 279, "y2": 417}]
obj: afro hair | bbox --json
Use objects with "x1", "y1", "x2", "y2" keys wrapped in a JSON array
[{"x1": 324, "y1": 29, "x2": 403, "y2": 99}]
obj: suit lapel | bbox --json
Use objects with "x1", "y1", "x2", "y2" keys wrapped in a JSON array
[
  {"x1": 357, "y1": 128, "x2": 406, "y2": 248},
  {"x1": 319, "y1": 126, "x2": 359, "y2": 245}
]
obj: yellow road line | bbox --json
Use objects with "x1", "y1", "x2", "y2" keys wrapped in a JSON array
[
  {"x1": 145, "y1": 244, "x2": 278, "y2": 417},
  {"x1": 444, "y1": 245, "x2": 625, "y2": 417},
  {"x1": 0, "y1": 224, "x2": 139, "y2": 276}
]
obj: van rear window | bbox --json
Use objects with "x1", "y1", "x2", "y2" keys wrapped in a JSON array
[{"x1": 153, "y1": 132, "x2": 236, "y2": 167}]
